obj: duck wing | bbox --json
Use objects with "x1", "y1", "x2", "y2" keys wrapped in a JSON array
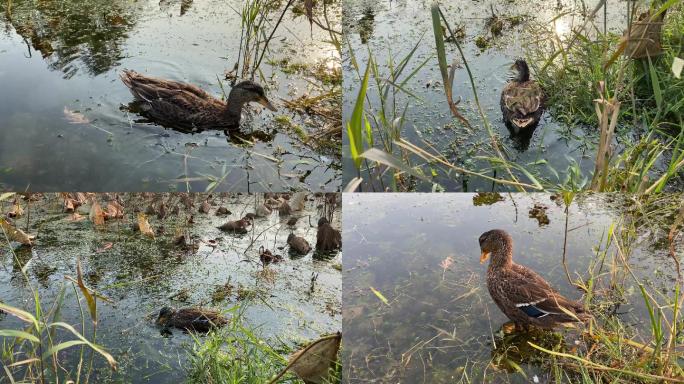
[
  {"x1": 120, "y1": 70, "x2": 225, "y2": 115},
  {"x1": 501, "y1": 81, "x2": 544, "y2": 116},
  {"x1": 506, "y1": 264, "x2": 588, "y2": 322}
]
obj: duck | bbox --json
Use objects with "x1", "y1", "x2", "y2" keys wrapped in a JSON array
[
  {"x1": 315, "y1": 217, "x2": 341, "y2": 253},
  {"x1": 500, "y1": 59, "x2": 545, "y2": 134},
  {"x1": 287, "y1": 233, "x2": 311, "y2": 255},
  {"x1": 478, "y1": 229, "x2": 591, "y2": 331},
  {"x1": 217, "y1": 216, "x2": 252, "y2": 234},
  {"x1": 286, "y1": 216, "x2": 299, "y2": 227},
  {"x1": 120, "y1": 70, "x2": 277, "y2": 132},
  {"x1": 155, "y1": 306, "x2": 228, "y2": 333},
  {"x1": 259, "y1": 246, "x2": 283, "y2": 265}
]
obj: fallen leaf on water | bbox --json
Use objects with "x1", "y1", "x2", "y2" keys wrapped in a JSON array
[
  {"x1": 270, "y1": 332, "x2": 341, "y2": 384},
  {"x1": 63, "y1": 106, "x2": 91, "y2": 124},
  {"x1": 96, "y1": 242, "x2": 113, "y2": 253},
  {"x1": 63, "y1": 198, "x2": 75, "y2": 213},
  {"x1": 370, "y1": 286, "x2": 390, "y2": 306},
  {"x1": 8, "y1": 201, "x2": 24, "y2": 218},
  {"x1": 89, "y1": 202, "x2": 105, "y2": 226},
  {"x1": 137, "y1": 213, "x2": 155, "y2": 239},
  {"x1": 105, "y1": 202, "x2": 123, "y2": 220},
  {"x1": 67, "y1": 213, "x2": 86, "y2": 222},
  {"x1": 0, "y1": 218, "x2": 34, "y2": 246},
  {"x1": 440, "y1": 255, "x2": 454, "y2": 271}
]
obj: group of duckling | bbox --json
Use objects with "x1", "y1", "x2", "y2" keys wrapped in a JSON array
[{"x1": 157, "y1": 194, "x2": 341, "y2": 334}]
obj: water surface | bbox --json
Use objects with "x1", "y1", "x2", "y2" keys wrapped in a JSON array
[
  {"x1": 0, "y1": 193, "x2": 342, "y2": 383},
  {"x1": 342, "y1": 193, "x2": 681, "y2": 382},
  {"x1": 0, "y1": 0, "x2": 341, "y2": 192},
  {"x1": 342, "y1": 0, "x2": 662, "y2": 191}
]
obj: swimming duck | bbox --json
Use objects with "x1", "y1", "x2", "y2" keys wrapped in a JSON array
[
  {"x1": 315, "y1": 217, "x2": 341, "y2": 253},
  {"x1": 287, "y1": 233, "x2": 311, "y2": 255},
  {"x1": 500, "y1": 59, "x2": 545, "y2": 134},
  {"x1": 479, "y1": 229, "x2": 590, "y2": 331},
  {"x1": 156, "y1": 306, "x2": 227, "y2": 333},
  {"x1": 217, "y1": 216, "x2": 252, "y2": 234},
  {"x1": 120, "y1": 70, "x2": 277, "y2": 132}
]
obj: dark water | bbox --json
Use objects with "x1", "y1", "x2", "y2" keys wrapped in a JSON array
[
  {"x1": 0, "y1": 193, "x2": 342, "y2": 383},
  {"x1": 342, "y1": 193, "x2": 681, "y2": 383},
  {"x1": 342, "y1": 0, "x2": 642, "y2": 191},
  {"x1": 0, "y1": 0, "x2": 341, "y2": 192}
]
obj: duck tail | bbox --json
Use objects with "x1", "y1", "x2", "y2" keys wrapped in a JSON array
[{"x1": 119, "y1": 69, "x2": 135, "y2": 88}]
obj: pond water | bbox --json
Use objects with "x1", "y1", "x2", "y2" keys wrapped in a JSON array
[
  {"x1": 0, "y1": 0, "x2": 341, "y2": 192},
  {"x1": 342, "y1": 0, "x2": 663, "y2": 191},
  {"x1": 342, "y1": 193, "x2": 682, "y2": 382},
  {"x1": 0, "y1": 193, "x2": 342, "y2": 383}
]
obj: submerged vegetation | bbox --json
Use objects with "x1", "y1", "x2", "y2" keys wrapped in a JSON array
[
  {"x1": 344, "y1": 0, "x2": 684, "y2": 193},
  {"x1": 343, "y1": 193, "x2": 683, "y2": 382}
]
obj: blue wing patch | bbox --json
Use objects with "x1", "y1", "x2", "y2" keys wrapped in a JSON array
[{"x1": 519, "y1": 304, "x2": 547, "y2": 318}]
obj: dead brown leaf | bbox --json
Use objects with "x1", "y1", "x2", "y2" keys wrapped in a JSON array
[
  {"x1": 137, "y1": 213, "x2": 155, "y2": 239},
  {"x1": 96, "y1": 242, "x2": 113, "y2": 253},
  {"x1": 63, "y1": 106, "x2": 91, "y2": 124},
  {"x1": 7, "y1": 201, "x2": 24, "y2": 218},
  {"x1": 287, "y1": 332, "x2": 341, "y2": 384},
  {"x1": 89, "y1": 202, "x2": 105, "y2": 226},
  {"x1": 105, "y1": 202, "x2": 123, "y2": 220},
  {"x1": 0, "y1": 218, "x2": 34, "y2": 246}
]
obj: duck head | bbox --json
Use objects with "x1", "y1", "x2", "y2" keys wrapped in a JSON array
[
  {"x1": 156, "y1": 306, "x2": 174, "y2": 326},
  {"x1": 318, "y1": 217, "x2": 329, "y2": 227},
  {"x1": 510, "y1": 59, "x2": 530, "y2": 83},
  {"x1": 229, "y1": 80, "x2": 277, "y2": 112},
  {"x1": 478, "y1": 229, "x2": 513, "y2": 267}
]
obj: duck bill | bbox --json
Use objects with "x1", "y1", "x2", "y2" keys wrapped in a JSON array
[
  {"x1": 480, "y1": 251, "x2": 491, "y2": 264},
  {"x1": 512, "y1": 117, "x2": 535, "y2": 128},
  {"x1": 258, "y1": 97, "x2": 278, "y2": 112}
]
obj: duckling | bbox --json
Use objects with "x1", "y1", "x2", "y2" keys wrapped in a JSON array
[
  {"x1": 156, "y1": 306, "x2": 227, "y2": 333},
  {"x1": 287, "y1": 233, "x2": 311, "y2": 255},
  {"x1": 479, "y1": 229, "x2": 591, "y2": 331},
  {"x1": 500, "y1": 59, "x2": 545, "y2": 134},
  {"x1": 278, "y1": 201, "x2": 292, "y2": 216},
  {"x1": 259, "y1": 246, "x2": 283, "y2": 265},
  {"x1": 120, "y1": 70, "x2": 277, "y2": 132},
  {"x1": 315, "y1": 217, "x2": 341, "y2": 253},
  {"x1": 286, "y1": 216, "x2": 299, "y2": 227},
  {"x1": 217, "y1": 216, "x2": 252, "y2": 234}
]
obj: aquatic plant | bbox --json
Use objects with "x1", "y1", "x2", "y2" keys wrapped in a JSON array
[
  {"x1": 344, "y1": 1, "x2": 684, "y2": 193},
  {"x1": 185, "y1": 305, "x2": 341, "y2": 384},
  {"x1": 0, "y1": 195, "x2": 116, "y2": 384}
]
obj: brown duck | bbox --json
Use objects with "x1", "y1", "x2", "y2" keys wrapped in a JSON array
[
  {"x1": 500, "y1": 59, "x2": 545, "y2": 134},
  {"x1": 218, "y1": 216, "x2": 252, "y2": 234},
  {"x1": 156, "y1": 306, "x2": 227, "y2": 333},
  {"x1": 259, "y1": 246, "x2": 283, "y2": 265},
  {"x1": 287, "y1": 233, "x2": 311, "y2": 255},
  {"x1": 479, "y1": 229, "x2": 591, "y2": 331},
  {"x1": 120, "y1": 70, "x2": 277, "y2": 132},
  {"x1": 316, "y1": 217, "x2": 341, "y2": 253}
]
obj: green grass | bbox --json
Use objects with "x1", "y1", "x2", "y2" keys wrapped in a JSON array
[
  {"x1": 185, "y1": 305, "x2": 341, "y2": 384},
  {"x1": 0, "y1": 192, "x2": 115, "y2": 384},
  {"x1": 345, "y1": 2, "x2": 684, "y2": 193}
]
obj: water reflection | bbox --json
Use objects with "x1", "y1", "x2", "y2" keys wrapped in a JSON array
[{"x1": 2, "y1": 0, "x2": 138, "y2": 77}]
